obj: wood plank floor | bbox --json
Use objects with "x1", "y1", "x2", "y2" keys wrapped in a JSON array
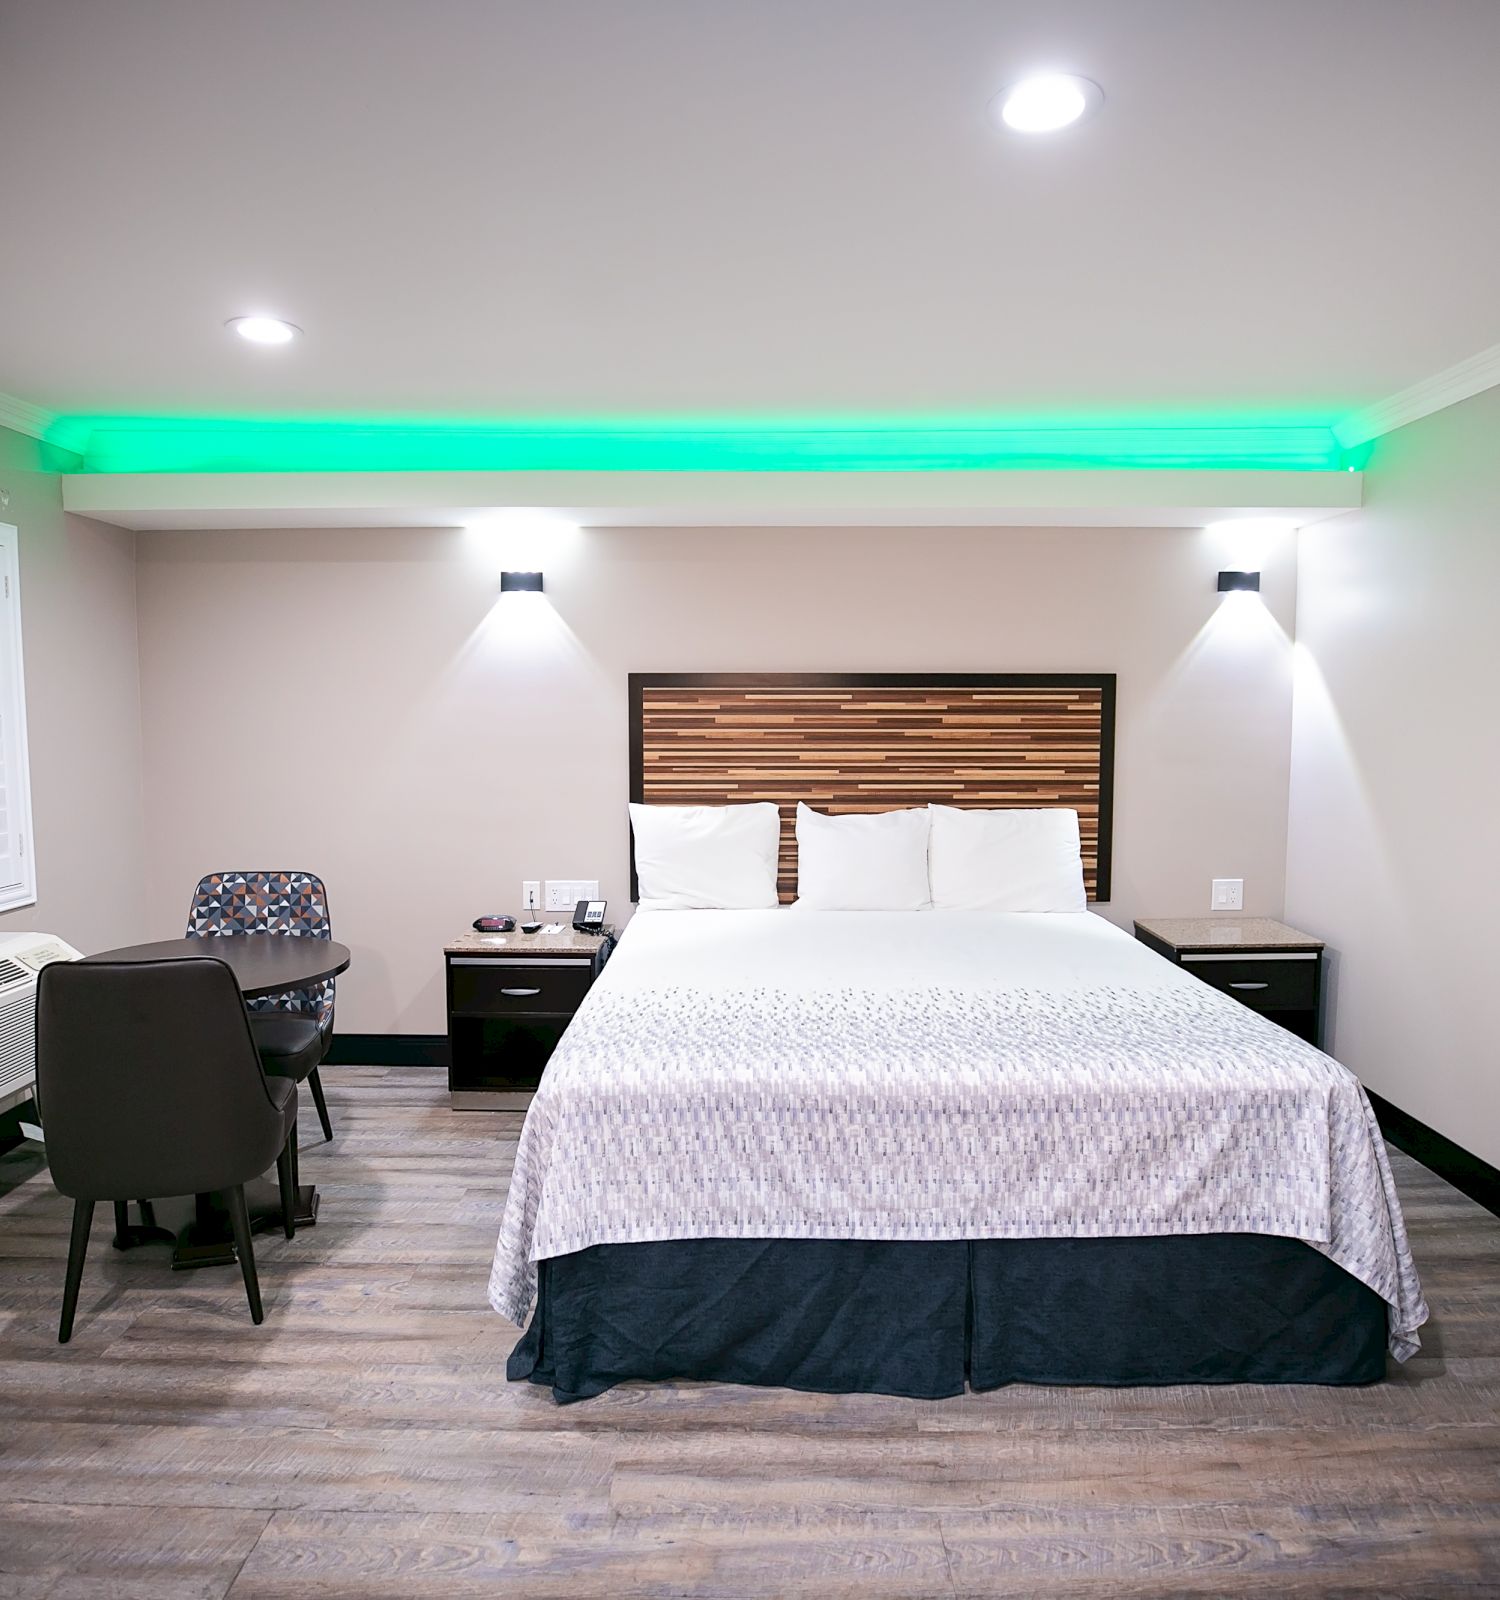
[{"x1": 1, "y1": 1065, "x2": 1498, "y2": 1599}]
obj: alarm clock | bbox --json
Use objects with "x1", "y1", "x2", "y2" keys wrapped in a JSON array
[{"x1": 472, "y1": 914, "x2": 515, "y2": 933}]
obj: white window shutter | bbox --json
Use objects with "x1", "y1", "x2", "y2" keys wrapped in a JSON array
[{"x1": 0, "y1": 527, "x2": 37, "y2": 911}]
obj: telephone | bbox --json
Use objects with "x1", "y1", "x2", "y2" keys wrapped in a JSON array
[{"x1": 572, "y1": 899, "x2": 607, "y2": 933}]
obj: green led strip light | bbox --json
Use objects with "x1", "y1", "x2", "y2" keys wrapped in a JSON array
[{"x1": 53, "y1": 417, "x2": 1352, "y2": 475}]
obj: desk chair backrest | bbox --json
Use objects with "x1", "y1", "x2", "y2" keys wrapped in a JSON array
[
  {"x1": 36, "y1": 958, "x2": 292, "y2": 1201},
  {"x1": 187, "y1": 870, "x2": 335, "y2": 1026}
]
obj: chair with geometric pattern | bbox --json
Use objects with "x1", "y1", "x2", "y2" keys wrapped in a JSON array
[{"x1": 186, "y1": 870, "x2": 337, "y2": 1141}]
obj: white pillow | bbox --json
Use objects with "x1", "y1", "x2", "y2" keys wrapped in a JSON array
[
  {"x1": 629, "y1": 802, "x2": 781, "y2": 910},
  {"x1": 927, "y1": 805, "x2": 1086, "y2": 912},
  {"x1": 794, "y1": 804, "x2": 931, "y2": 911}
]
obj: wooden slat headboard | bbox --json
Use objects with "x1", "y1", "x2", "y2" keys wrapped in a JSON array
[{"x1": 629, "y1": 673, "x2": 1116, "y2": 902}]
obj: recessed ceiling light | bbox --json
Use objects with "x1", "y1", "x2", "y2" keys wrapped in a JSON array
[
  {"x1": 226, "y1": 315, "x2": 301, "y2": 345},
  {"x1": 992, "y1": 73, "x2": 1103, "y2": 134}
]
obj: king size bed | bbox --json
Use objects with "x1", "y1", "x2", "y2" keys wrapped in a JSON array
[{"x1": 487, "y1": 674, "x2": 1426, "y2": 1402}]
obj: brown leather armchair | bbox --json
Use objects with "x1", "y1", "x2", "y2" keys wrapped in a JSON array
[{"x1": 35, "y1": 958, "x2": 299, "y2": 1342}]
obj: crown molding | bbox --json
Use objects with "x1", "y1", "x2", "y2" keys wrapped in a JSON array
[
  {"x1": 0, "y1": 390, "x2": 92, "y2": 456},
  {"x1": 1333, "y1": 340, "x2": 1500, "y2": 450},
  {"x1": 0, "y1": 390, "x2": 57, "y2": 442},
  {"x1": 14, "y1": 340, "x2": 1500, "y2": 466}
]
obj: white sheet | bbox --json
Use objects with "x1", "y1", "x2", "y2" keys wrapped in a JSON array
[
  {"x1": 489, "y1": 910, "x2": 1426, "y2": 1357},
  {"x1": 619, "y1": 907, "x2": 1173, "y2": 992}
]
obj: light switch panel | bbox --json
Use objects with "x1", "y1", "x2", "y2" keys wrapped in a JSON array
[
  {"x1": 1210, "y1": 878, "x2": 1244, "y2": 911},
  {"x1": 545, "y1": 879, "x2": 600, "y2": 912}
]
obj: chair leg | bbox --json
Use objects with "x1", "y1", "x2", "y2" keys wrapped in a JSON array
[
  {"x1": 225, "y1": 1185, "x2": 264, "y2": 1325},
  {"x1": 59, "y1": 1198, "x2": 95, "y2": 1344},
  {"x1": 289, "y1": 1119, "x2": 300, "y2": 1192},
  {"x1": 112, "y1": 1201, "x2": 131, "y2": 1249},
  {"x1": 308, "y1": 1066, "x2": 333, "y2": 1143},
  {"x1": 276, "y1": 1135, "x2": 297, "y2": 1240}
]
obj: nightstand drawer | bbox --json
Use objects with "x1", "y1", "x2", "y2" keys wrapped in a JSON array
[
  {"x1": 1181, "y1": 955, "x2": 1317, "y2": 1010},
  {"x1": 448, "y1": 957, "x2": 594, "y2": 1017}
]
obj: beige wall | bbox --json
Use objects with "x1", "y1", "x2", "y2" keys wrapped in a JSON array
[
  {"x1": 135, "y1": 520, "x2": 1299, "y2": 1032},
  {"x1": 0, "y1": 425, "x2": 145, "y2": 953},
  {"x1": 1286, "y1": 385, "x2": 1500, "y2": 1166},
  {"x1": 5, "y1": 389, "x2": 1493, "y2": 1151}
]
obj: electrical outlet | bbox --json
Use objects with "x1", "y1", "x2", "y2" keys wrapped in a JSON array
[
  {"x1": 545, "y1": 879, "x2": 599, "y2": 913},
  {"x1": 1211, "y1": 878, "x2": 1244, "y2": 911},
  {"x1": 521, "y1": 881, "x2": 540, "y2": 913}
]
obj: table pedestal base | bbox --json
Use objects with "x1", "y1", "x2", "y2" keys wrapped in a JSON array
[
  {"x1": 112, "y1": 1200, "x2": 175, "y2": 1252},
  {"x1": 165, "y1": 1183, "x2": 320, "y2": 1271}
]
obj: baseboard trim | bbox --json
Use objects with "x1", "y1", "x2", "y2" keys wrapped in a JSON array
[
  {"x1": 325, "y1": 1033, "x2": 450, "y2": 1069},
  {"x1": 1366, "y1": 1089, "x2": 1500, "y2": 1219}
]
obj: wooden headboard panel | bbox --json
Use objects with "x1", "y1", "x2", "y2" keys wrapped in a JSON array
[{"x1": 629, "y1": 673, "x2": 1115, "y2": 902}]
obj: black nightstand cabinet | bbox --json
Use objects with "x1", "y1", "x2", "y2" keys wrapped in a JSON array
[
  {"x1": 445, "y1": 931, "x2": 612, "y2": 1107},
  {"x1": 1134, "y1": 917, "x2": 1325, "y2": 1048}
]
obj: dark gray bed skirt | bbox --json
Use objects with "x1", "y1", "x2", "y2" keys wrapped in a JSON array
[{"x1": 507, "y1": 1235, "x2": 1389, "y2": 1404}]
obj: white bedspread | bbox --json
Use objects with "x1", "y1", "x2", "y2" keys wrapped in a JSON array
[{"x1": 488, "y1": 910, "x2": 1426, "y2": 1357}]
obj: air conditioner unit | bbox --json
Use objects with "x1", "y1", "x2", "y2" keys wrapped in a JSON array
[{"x1": 0, "y1": 932, "x2": 83, "y2": 1116}]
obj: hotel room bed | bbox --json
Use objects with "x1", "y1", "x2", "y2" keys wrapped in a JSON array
[{"x1": 489, "y1": 909, "x2": 1426, "y2": 1401}]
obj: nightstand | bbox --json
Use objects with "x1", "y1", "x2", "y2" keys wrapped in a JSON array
[
  {"x1": 445, "y1": 928, "x2": 613, "y2": 1108},
  {"x1": 1133, "y1": 917, "x2": 1325, "y2": 1048}
]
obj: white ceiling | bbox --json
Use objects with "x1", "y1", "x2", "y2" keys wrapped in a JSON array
[{"x1": 3, "y1": 0, "x2": 1498, "y2": 425}]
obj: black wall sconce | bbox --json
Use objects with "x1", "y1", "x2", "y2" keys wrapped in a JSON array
[
  {"x1": 501, "y1": 570, "x2": 544, "y2": 593},
  {"x1": 1216, "y1": 570, "x2": 1261, "y2": 593}
]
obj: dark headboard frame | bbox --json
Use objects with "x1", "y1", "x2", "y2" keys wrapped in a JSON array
[{"x1": 628, "y1": 672, "x2": 1116, "y2": 903}]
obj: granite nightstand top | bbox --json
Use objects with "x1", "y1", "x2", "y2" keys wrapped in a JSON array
[
  {"x1": 444, "y1": 927, "x2": 609, "y2": 957},
  {"x1": 1134, "y1": 916, "x2": 1324, "y2": 952}
]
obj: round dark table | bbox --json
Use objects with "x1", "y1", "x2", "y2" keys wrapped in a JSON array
[
  {"x1": 85, "y1": 935, "x2": 351, "y2": 996},
  {"x1": 84, "y1": 933, "x2": 352, "y2": 1267}
]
